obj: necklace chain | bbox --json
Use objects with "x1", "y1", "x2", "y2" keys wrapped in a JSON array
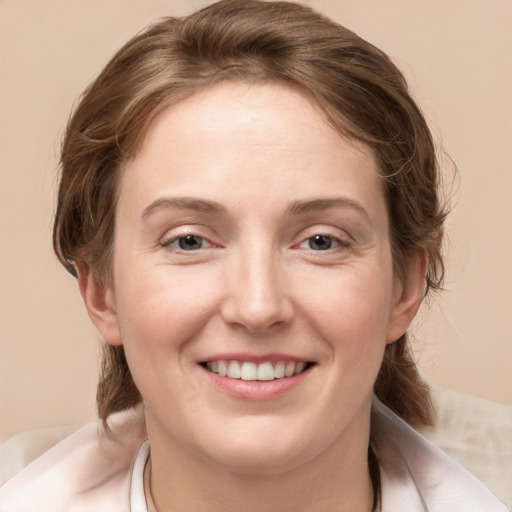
[{"x1": 140, "y1": 447, "x2": 380, "y2": 512}]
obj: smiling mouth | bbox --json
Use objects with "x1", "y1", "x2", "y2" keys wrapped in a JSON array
[{"x1": 200, "y1": 360, "x2": 314, "y2": 381}]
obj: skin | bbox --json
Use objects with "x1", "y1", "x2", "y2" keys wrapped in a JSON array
[{"x1": 80, "y1": 82, "x2": 425, "y2": 512}]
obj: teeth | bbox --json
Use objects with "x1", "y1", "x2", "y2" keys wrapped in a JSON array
[
  {"x1": 294, "y1": 362, "x2": 305, "y2": 375},
  {"x1": 227, "y1": 361, "x2": 241, "y2": 379},
  {"x1": 205, "y1": 360, "x2": 309, "y2": 381},
  {"x1": 285, "y1": 362, "x2": 295, "y2": 378},
  {"x1": 257, "y1": 362, "x2": 275, "y2": 381},
  {"x1": 274, "y1": 361, "x2": 285, "y2": 379},
  {"x1": 218, "y1": 360, "x2": 228, "y2": 377},
  {"x1": 240, "y1": 362, "x2": 257, "y2": 381}
]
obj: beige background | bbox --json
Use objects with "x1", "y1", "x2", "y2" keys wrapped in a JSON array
[{"x1": 1, "y1": 0, "x2": 511, "y2": 442}]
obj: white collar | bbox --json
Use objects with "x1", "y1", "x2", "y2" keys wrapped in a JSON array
[
  {"x1": 128, "y1": 400, "x2": 507, "y2": 512},
  {"x1": 128, "y1": 440, "x2": 380, "y2": 512},
  {"x1": 130, "y1": 440, "x2": 150, "y2": 512}
]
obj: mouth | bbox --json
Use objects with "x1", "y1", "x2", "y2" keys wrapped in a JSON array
[{"x1": 200, "y1": 360, "x2": 315, "y2": 381}]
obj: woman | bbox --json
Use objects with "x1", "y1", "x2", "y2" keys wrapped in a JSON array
[{"x1": 0, "y1": 1, "x2": 507, "y2": 510}]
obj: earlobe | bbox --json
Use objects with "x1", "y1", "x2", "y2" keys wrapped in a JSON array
[
  {"x1": 76, "y1": 264, "x2": 123, "y2": 346},
  {"x1": 386, "y1": 251, "x2": 427, "y2": 344}
]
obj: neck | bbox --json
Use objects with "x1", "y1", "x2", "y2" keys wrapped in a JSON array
[{"x1": 145, "y1": 414, "x2": 375, "y2": 512}]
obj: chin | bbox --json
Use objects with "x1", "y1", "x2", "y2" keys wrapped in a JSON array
[
  {"x1": 195, "y1": 424, "x2": 322, "y2": 475},
  {"x1": 206, "y1": 446, "x2": 310, "y2": 475}
]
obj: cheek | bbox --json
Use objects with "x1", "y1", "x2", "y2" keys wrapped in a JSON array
[
  {"x1": 303, "y1": 265, "x2": 395, "y2": 341},
  {"x1": 110, "y1": 264, "x2": 223, "y2": 405},
  {"x1": 112, "y1": 262, "x2": 221, "y2": 351},
  {"x1": 298, "y1": 262, "x2": 395, "y2": 387}
]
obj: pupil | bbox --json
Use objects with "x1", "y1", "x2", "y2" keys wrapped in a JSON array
[
  {"x1": 309, "y1": 235, "x2": 332, "y2": 251},
  {"x1": 179, "y1": 235, "x2": 202, "y2": 250}
]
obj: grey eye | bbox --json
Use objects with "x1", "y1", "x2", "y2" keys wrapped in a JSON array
[
  {"x1": 177, "y1": 234, "x2": 204, "y2": 250},
  {"x1": 308, "y1": 235, "x2": 334, "y2": 251}
]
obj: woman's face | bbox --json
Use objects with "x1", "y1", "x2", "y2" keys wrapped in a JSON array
[{"x1": 87, "y1": 82, "x2": 421, "y2": 473}]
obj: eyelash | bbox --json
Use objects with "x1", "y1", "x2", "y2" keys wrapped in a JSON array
[
  {"x1": 298, "y1": 233, "x2": 349, "y2": 251},
  {"x1": 161, "y1": 233, "x2": 214, "y2": 251},
  {"x1": 161, "y1": 231, "x2": 350, "y2": 254}
]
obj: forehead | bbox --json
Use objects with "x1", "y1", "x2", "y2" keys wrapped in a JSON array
[{"x1": 118, "y1": 81, "x2": 385, "y2": 220}]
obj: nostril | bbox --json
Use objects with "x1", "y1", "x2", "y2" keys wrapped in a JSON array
[
  {"x1": 220, "y1": 258, "x2": 293, "y2": 332},
  {"x1": 220, "y1": 298, "x2": 294, "y2": 333}
]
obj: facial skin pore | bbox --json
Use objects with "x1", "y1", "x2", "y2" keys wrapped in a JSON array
[{"x1": 80, "y1": 82, "x2": 425, "y2": 512}]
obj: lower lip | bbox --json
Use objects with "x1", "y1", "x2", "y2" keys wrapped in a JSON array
[{"x1": 200, "y1": 365, "x2": 312, "y2": 400}]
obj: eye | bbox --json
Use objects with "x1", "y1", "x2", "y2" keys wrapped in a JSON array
[
  {"x1": 300, "y1": 234, "x2": 339, "y2": 251},
  {"x1": 168, "y1": 234, "x2": 212, "y2": 251}
]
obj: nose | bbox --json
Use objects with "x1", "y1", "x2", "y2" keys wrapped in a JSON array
[{"x1": 220, "y1": 245, "x2": 293, "y2": 333}]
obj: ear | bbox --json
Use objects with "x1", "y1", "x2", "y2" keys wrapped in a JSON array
[
  {"x1": 386, "y1": 250, "x2": 427, "y2": 344},
  {"x1": 76, "y1": 263, "x2": 123, "y2": 346}
]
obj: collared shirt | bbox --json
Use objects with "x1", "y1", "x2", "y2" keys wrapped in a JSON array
[{"x1": 0, "y1": 399, "x2": 508, "y2": 511}]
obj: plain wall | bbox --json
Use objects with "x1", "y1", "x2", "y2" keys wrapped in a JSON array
[{"x1": 1, "y1": 0, "x2": 511, "y2": 442}]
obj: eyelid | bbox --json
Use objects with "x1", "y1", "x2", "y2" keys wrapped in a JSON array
[
  {"x1": 293, "y1": 226, "x2": 352, "y2": 249},
  {"x1": 168, "y1": 235, "x2": 213, "y2": 250},
  {"x1": 160, "y1": 225, "x2": 220, "y2": 250},
  {"x1": 297, "y1": 235, "x2": 341, "y2": 250}
]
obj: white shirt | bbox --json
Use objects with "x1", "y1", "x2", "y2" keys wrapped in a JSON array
[{"x1": 1, "y1": 398, "x2": 508, "y2": 511}]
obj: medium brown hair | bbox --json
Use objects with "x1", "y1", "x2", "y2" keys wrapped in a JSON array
[{"x1": 54, "y1": 0, "x2": 446, "y2": 428}]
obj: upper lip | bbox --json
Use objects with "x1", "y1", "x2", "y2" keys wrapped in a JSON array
[{"x1": 198, "y1": 353, "x2": 313, "y2": 364}]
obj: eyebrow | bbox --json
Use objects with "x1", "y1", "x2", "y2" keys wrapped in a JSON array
[
  {"x1": 141, "y1": 197, "x2": 227, "y2": 218},
  {"x1": 141, "y1": 196, "x2": 371, "y2": 223},
  {"x1": 286, "y1": 198, "x2": 371, "y2": 222}
]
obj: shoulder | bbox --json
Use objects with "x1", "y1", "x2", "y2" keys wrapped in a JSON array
[
  {"x1": 372, "y1": 397, "x2": 509, "y2": 512},
  {"x1": 0, "y1": 408, "x2": 145, "y2": 512}
]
